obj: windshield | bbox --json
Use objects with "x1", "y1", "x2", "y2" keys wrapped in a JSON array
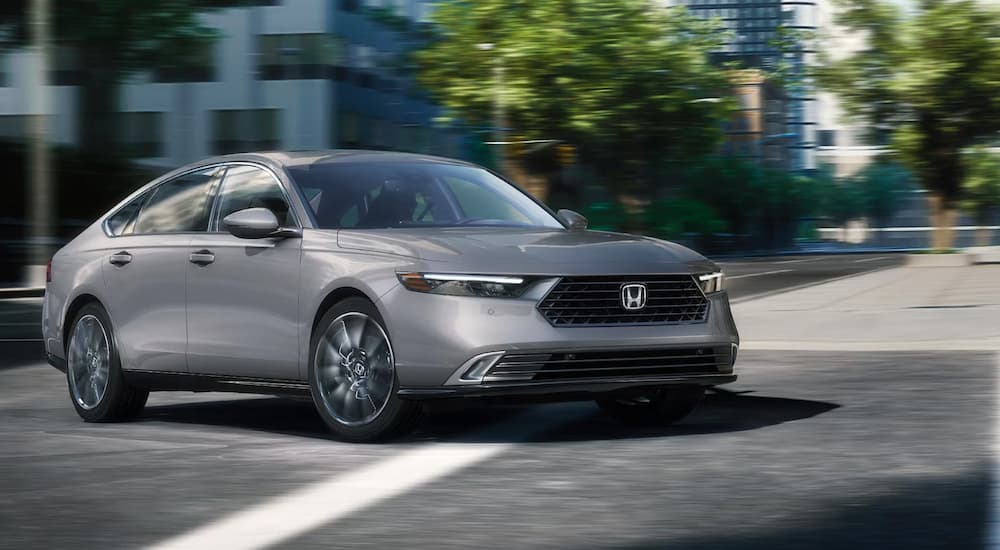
[{"x1": 287, "y1": 161, "x2": 563, "y2": 230}]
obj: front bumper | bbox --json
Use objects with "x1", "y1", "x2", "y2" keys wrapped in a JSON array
[{"x1": 378, "y1": 283, "x2": 740, "y2": 390}]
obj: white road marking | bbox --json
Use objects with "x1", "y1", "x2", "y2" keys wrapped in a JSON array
[
  {"x1": 726, "y1": 269, "x2": 792, "y2": 280},
  {"x1": 146, "y1": 404, "x2": 583, "y2": 550},
  {"x1": 774, "y1": 258, "x2": 820, "y2": 264},
  {"x1": 852, "y1": 256, "x2": 890, "y2": 263},
  {"x1": 991, "y1": 353, "x2": 1000, "y2": 549},
  {"x1": 740, "y1": 340, "x2": 1000, "y2": 352}
]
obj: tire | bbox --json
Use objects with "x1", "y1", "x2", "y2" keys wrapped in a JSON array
[
  {"x1": 308, "y1": 297, "x2": 422, "y2": 442},
  {"x1": 65, "y1": 302, "x2": 149, "y2": 422},
  {"x1": 596, "y1": 386, "x2": 706, "y2": 426}
]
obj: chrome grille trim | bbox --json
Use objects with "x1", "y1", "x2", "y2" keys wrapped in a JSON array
[{"x1": 482, "y1": 346, "x2": 731, "y2": 384}]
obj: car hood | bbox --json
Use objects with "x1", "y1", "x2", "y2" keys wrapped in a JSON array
[{"x1": 334, "y1": 227, "x2": 715, "y2": 275}]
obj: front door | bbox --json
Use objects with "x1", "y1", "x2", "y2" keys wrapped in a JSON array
[{"x1": 185, "y1": 164, "x2": 302, "y2": 379}]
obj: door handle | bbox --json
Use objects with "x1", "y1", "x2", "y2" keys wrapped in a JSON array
[
  {"x1": 189, "y1": 250, "x2": 215, "y2": 266},
  {"x1": 109, "y1": 251, "x2": 132, "y2": 266}
]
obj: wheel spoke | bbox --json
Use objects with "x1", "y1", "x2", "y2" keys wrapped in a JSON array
[
  {"x1": 320, "y1": 340, "x2": 342, "y2": 366},
  {"x1": 345, "y1": 316, "x2": 367, "y2": 350},
  {"x1": 333, "y1": 320, "x2": 353, "y2": 356}
]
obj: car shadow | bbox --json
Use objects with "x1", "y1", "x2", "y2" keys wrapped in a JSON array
[{"x1": 139, "y1": 390, "x2": 840, "y2": 444}]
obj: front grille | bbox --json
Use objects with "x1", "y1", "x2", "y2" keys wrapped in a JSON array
[
  {"x1": 537, "y1": 275, "x2": 709, "y2": 326},
  {"x1": 484, "y1": 346, "x2": 731, "y2": 383}
]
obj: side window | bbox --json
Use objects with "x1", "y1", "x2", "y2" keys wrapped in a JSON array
[
  {"x1": 134, "y1": 169, "x2": 217, "y2": 234},
  {"x1": 105, "y1": 193, "x2": 147, "y2": 236},
  {"x1": 215, "y1": 165, "x2": 294, "y2": 228}
]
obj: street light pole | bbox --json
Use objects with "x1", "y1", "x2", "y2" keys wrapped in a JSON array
[
  {"x1": 477, "y1": 43, "x2": 505, "y2": 169},
  {"x1": 27, "y1": 0, "x2": 52, "y2": 286},
  {"x1": 493, "y1": 55, "x2": 505, "y2": 167}
]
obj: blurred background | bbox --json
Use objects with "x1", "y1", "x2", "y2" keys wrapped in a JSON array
[
  {"x1": 0, "y1": 0, "x2": 998, "y2": 287},
  {"x1": 2, "y1": 2, "x2": 1000, "y2": 549}
]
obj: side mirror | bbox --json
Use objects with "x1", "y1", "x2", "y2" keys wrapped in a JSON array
[
  {"x1": 222, "y1": 207, "x2": 290, "y2": 239},
  {"x1": 556, "y1": 209, "x2": 589, "y2": 231}
]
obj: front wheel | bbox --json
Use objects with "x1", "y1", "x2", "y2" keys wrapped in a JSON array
[
  {"x1": 596, "y1": 386, "x2": 706, "y2": 426},
  {"x1": 308, "y1": 298, "x2": 422, "y2": 442}
]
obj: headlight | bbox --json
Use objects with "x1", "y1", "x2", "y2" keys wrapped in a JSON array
[
  {"x1": 397, "y1": 272, "x2": 531, "y2": 298},
  {"x1": 697, "y1": 272, "x2": 725, "y2": 294}
]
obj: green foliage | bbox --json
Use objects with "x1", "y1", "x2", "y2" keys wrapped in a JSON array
[
  {"x1": 1, "y1": 1, "x2": 224, "y2": 69},
  {"x1": 815, "y1": 167, "x2": 865, "y2": 228},
  {"x1": 852, "y1": 162, "x2": 912, "y2": 227},
  {"x1": 415, "y1": 0, "x2": 736, "y2": 182},
  {"x1": 961, "y1": 147, "x2": 1000, "y2": 224},
  {"x1": 817, "y1": 0, "x2": 1000, "y2": 206},
  {"x1": 580, "y1": 201, "x2": 629, "y2": 232},
  {"x1": 644, "y1": 198, "x2": 727, "y2": 240}
]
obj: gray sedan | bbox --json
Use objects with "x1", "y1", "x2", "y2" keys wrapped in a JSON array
[{"x1": 42, "y1": 151, "x2": 739, "y2": 441}]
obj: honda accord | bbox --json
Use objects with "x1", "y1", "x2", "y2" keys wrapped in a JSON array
[{"x1": 42, "y1": 151, "x2": 739, "y2": 441}]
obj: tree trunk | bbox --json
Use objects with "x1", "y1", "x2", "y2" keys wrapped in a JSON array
[
  {"x1": 77, "y1": 50, "x2": 120, "y2": 156},
  {"x1": 927, "y1": 193, "x2": 959, "y2": 250}
]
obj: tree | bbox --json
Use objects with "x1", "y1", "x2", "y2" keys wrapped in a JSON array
[
  {"x1": 0, "y1": 1, "x2": 250, "y2": 155},
  {"x1": 817, "y1": 0, "x2": 1000, "y2": 249},
  {"x1": 961, "y1": 147, "x2": 1000, "y2": 246},
  {"x1": 852, "y1": 161, "x2": 912, "y2": 244},
  {"x1": 815, "y1": 166, "x2": 866, "y2": 242},
  {"x1": 414, "y1": 0, "x2": 735, "y2": 191}
]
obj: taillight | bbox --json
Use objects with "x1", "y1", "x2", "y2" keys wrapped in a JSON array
[{"x1": 45, "y1": 259, "x2": 52, "y2": 284}]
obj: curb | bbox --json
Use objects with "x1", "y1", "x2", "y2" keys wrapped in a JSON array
[
  {"x1": 730, "y1": 264, "x2": 898, "y2": 305},
  {"x1": 0, "y1": 287, "x2": 44, "y2": 299}
]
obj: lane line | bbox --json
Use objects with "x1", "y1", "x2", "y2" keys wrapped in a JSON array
[
  {"x1": 991, "y1": 352, "x2": 1000, "y2": 549},
  {"x1": 852, "y1": 256, "x2": 890, "y2": 263},
  {"x1": 146, "y1": 404, "x2": 584, "y2": 550},
  {"x1": 774, "y1": 258, "x2": 821, "y2": 264},
  {"x1": 727, "y1": 269, "x2": 792, "y2": 280},
  {"x1": 740, "y1": 340, "x2": 1000, "y2": 352}
]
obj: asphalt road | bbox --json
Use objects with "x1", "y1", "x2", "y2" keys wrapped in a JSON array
[
  {"x1": 0, "y1": 350, "x2": 990, "y2": 549},
  {"x1": 8, "y1": 252, "x2": 976, "y2": 550}
]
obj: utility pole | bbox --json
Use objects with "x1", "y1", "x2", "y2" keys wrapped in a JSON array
[{"x1": 27, "y1": 0, "x2": 52, "y2": 286}]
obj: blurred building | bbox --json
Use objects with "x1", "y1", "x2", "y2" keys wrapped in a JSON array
[
  {"x1": 723, "y1": 69, "x2": 792, "y2": 169},
  {"x1": 667, "y1": 0, "x2": 821, "y2": 172},
  {"x1": 0, "y1": 0, "x2": 462, "y2": 169}
]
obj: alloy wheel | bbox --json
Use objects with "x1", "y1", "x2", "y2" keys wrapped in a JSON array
[
  {"x1": 67, "y1": 314, "x2": 111, "y2": 410},
  {"x1": 314, "y1": 312, "x2": 395, "y2": 426}
]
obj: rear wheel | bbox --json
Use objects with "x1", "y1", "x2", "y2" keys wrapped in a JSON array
[
  {"x1": 66, "y1": 303, "x2": 148, "y2": 422},
  {"x1": 596, "y1": 386, "x2": 705, "y2": 426},
  {"x1": 308, "y1": 298, "x2": 422, "y2": 442}
]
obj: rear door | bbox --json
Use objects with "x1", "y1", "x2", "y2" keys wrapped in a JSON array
[
  {"x1": 101, "y1": 167, "x2": 221, "y2": 373},
  {"x1": 185, "y1": 164, "x2": 303, "y2": 379}
]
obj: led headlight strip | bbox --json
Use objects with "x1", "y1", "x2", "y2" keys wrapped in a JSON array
[
  {"x1": 697, "y1": 272, "x2": 725, "y2": 294},
  {"x1": 398, "y1": 272, "x2": 530, "y2": 298}
]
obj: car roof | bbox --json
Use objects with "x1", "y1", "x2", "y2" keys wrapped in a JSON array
[{"x1": 194, "y1": 149, "x2": 481, "y2": 171}]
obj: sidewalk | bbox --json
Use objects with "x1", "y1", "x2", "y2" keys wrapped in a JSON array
[{"x1": 732, "y1": 264, "x2": 1000, "y2": 351}]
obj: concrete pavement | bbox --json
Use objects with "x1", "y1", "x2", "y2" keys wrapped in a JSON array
[{"x1": 733, "y1": 264, "x2": 1000, "y2": 351}]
